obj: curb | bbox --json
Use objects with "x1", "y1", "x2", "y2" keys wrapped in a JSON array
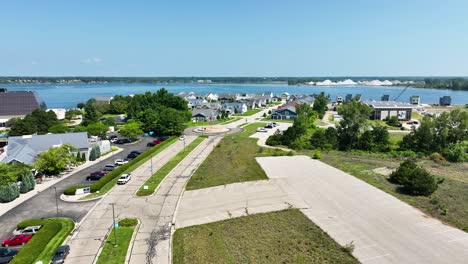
[
  {"x1": 132, "y1": 136, "x2": 201, "y2": 198},
  {"x1": 125, "y1": 219, "x2": 141, "y2": 264},
  {"x1": 60, "y1": 193, "x2": 103, "y2": 203}
]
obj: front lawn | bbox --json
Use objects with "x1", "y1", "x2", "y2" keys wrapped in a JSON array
[
  {"x1": 173, "y1": 209, "x2": 357, "y2": 264},
  {"x1": 186, "y1": 123, "x2": 290, "y2": 190},
  {"x1": 233, "y1": 109, "x2": 262, "y2": 116},
  {"x1": 186, "y1": 117, "x2": 238, "y2": 127},
  {"x1": 11, "y1": 218, "x2": 75, "y2": 264},
  {"x1": 97, "y1": 218, "x2": 138, "y2": 264},
  {"x1": 320, "y1": 151, "x2": 468, "y2": 232},
  {"x1": 136, "y1": 136, "x2": 207, "y2": 196}
]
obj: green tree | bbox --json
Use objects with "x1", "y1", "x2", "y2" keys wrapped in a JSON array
[
  {"x1": 48, "y1": 123, "x2": 70, "y2": 134},
  {"x1": 444, "y1": 142, "x2": 468, "y2": 162},
  {"x1": 103, "y1": 117, "x2": 116, "y2": 127},
  {"x1": 120, "y1": 119, "x2": 143, "y2": 139},
  {"x1": 313, "y1": 92, "x2": 328, "y2": 119},
  {"x1": 77, "y1": 102, "x2": 86, "y2": 109},
  {"x1": 83, "y1": 102, "x2": 100, "y2": 126},
  {"x1": 81, "y1": 152, "x2": 86, "y2": 162},
  {"x1": 86, "y1": 122, "x2": 108, "y2": 138},
  {"x1": 0, "y1": 183, "x2": 20, "y2": 203},
  {"x1": 89, "y1": 148, "x2": 97, "y2": 161},
  {"x1": 34, "y1": 144, "x2": 75, "y2": 175},
  {"x1": 336, "y1": 100, "x2": 371, "y2": 150},
  {"x1": 389, "y1": 160, "x2": 438, "y2": 196},
  {"x1": 385, "y1": 116, "x2": 400, "y2": 127}
]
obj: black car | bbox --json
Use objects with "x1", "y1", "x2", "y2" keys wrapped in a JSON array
[
  {"x1": 147, "y1": 142, "x2": 157, "y2": 147},
  {"x1": 86, "y1": 174, "x2": 104, "y2": 181},
  {"x1": 51, "y1": 245, "x2": 70, "y2": 264},
  {"x1": 0, "y1": 248, "x2": 18, "y2": 264},
  {"x1": 108, "y1": 135, "x2": 118, "y2": 140},
  {"x1": 127, "y1": 152, "x2": 139, "y2": 159},
  {"x1": 116, "y1": 138, "x2": 130, "y2": 144},
  {"x1": 158, "y1": 136, "x2": 170, "y2": 141},
  {"x1": 130, "y1": 150, "x2": 142, "y2": 155}
]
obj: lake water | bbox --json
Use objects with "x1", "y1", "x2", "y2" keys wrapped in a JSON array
[{"x1": 2, "y1": 83, "x2": 467, "y2": 109}]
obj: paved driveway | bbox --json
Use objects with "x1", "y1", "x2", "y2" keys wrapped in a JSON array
[
  {"x1": 256, "y1": 156, "x2": 468, "y2": 264},
  {"x1": 0, "y1": 137, "x2": 153, "y2": 240}
]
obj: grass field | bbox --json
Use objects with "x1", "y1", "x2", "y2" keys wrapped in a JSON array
[
  {"x1": 136, "y1": 136, "x2": 207, "y2": 196},
  {"x1": 233, "y1": 109, "x2": 262, "y2": 116},
  {"x1": 320, "y1": 151, "x2": 468, "y2": 232},
  {"x1": 186, "y1": 123, "x2": 289, "y2": 190},
  {"x1": 97, "y1": 218, "x2": 138, "y2": 264},
  {"x1": 173, "y1": 209, "x2": 357, "y2": 264}
]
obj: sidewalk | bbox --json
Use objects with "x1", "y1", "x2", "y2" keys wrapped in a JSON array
[
  {"x1": 65, "y1": 136, "x2": 197, "y2": 264},
  {"x1": 0, "y1": 148, "x2": 123, "y2": 218}
]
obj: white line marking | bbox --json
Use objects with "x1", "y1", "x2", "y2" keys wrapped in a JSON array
[{"x1": 361, "y1": 253, "x2": 391, "y2": 262}]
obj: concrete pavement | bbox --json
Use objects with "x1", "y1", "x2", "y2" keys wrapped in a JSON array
[{"x1": 257, "y1": 156, "x2": 468, "y2": 264}]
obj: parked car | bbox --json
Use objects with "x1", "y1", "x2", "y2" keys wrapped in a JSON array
[
  {"x1": 12, "y1": 225, "x2": 41, "y2": 236},
  {"x1": 147, "y1": 142, "x2": 157, "y2": 147},
  {"x1": 0, "y1": 247, "x2": 18, "y2": 264},
  {"x1": 123, "y1": 158, "x2": 132, "y2": 163},
  {"x1": 257, "y1": 127, "x2": 268, "y2": 132},
  {"x1": 51, "y1": 245, "x2": 70, "y2": 264},
  {"x1": 2, "y1": 234, "x2": 32, "y2": 247},
  {"x1": 114, "y1": 159, "x2": 128, "y2": 166},
  {"x1": 272, "y1": 122, "x2": 278, "y2": 127},
  {"x1": 265, "y1": 123, "x2": 274, "y2": 129},
  {"x1": 115, "y1": 138, "x2": 130, "y2": 144},
  {"x1": 117, "y1": 174, "x2": 131, "y2": 185},
  {"x1": 158, "y1": 136, "x2": 170, "y2": 141},
  {"x1": 103, "y1": 164, "x2": 116, "y2": 171},
  {"x1": 86, "y1": 174, "x2": 105, "y2": 181},
  {"x1": 127, "y1": 153, "x2": 138, "y2": 159}
]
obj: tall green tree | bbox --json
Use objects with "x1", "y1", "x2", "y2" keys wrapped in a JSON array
[
  {"x1": 313, "y1": 92, "x2": 328, "y2": 119},
  {"x1": 34, "y1": 144, "x2": 75, "y2": 175},
  {"x1": 336, "y1": 100, "x2": 371, "y2": 150},
  {"x1": 83, "y1": 101, "x2": 100, "y2": 126},
  {"x1": 120, "y1": 119, "x2": 144, "y2": 139}
]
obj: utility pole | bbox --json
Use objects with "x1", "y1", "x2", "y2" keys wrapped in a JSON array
[
  {"x1": 111, "y1": 203, "x2": 117, "y2": 247},
  {"x1": 53, "y1": 187, "x2": 59, "y2": 218}
]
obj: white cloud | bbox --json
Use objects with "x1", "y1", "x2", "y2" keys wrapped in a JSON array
[{"x1": 82, "y1": 57, "x2": 103, "y2": 64}]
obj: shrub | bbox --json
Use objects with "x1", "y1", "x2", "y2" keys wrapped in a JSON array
[
  {"x1": 385, "y1": 116, "x2": 400, "y2": 127},
  {"x1": 0, "y1": 183, "x2": 19, "y2": 203},
  {"x1": 389, "y1": 159, "x2": 438, "y2": 196},
  {"x1": 444, "y1": 142, "x2": 468, "y2": 162},
  {"x1": 429, "y1": 152, "x2": 446, "y2": 163},
  {"x1": 119, "y1": 218, "x2": 138, "y2": 227},
  {"x1": 312, "y1": 149, "x2": 321, "y2": 159},
  {"x1": 89, "y1": 147, "x2": 97, "y2": 161},
  {"x1": 63, "y1": 185, "x2": 89, "y2": 195},
  {"x1": 81, "y1": 152, "x2": 86, "y2": 161}
]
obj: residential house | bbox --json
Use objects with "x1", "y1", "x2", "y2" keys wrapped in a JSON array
[
  {"x1": 239, "y1": 99, "x2": 258, "y2": 110},
  {"x1": 221, "y1": 102, "x2": 247, "y2": 114},
  {"x1": 439, "y1": 96, "x2": 451, "y2": 106},
  {"x1": 218, "y1": 94, "x2": 240, "y2": 103},
  {"x1": 205, "y1": 93, "x2": 218, "y2": 102},
  {"x1": 197, "y1": 102, "x2": 221, "y2": 110},
  {"x1": 192, "y1": 109, "x2": 219, "y2": 122},
  {"x1": 2, "y1": 132, "x2": 90, "y2": 165},
  {"x1": 270, "y1": 106, "x2": 298, "y2": 120},
  {"x1": 187, "y1": 99, "x2": 207, "y2": 109},
  {"x1": 410, "y1": 96, "x2": 420, "y2": 105},
  {"x1": 94, "y1": 96, "x2": 114, "y2": 104},
  {"x1": 281, "y1": 92, "x2": 290, "y2": 101},
  {"x1": 295, "y1": 95, "x2": 315, "y2": 106},
  {"x1": 336, "y1": 96, "x2": 344, "y2": 104},
  {"x1": 0, "y1": 89, "x2": 47, "y2": 130},
  {"x1": 363, "y1": 100, "x2": 413, "y2": 120},
  {"x1": 271, "y1": 95, "x2": 282, "y2": 102}
]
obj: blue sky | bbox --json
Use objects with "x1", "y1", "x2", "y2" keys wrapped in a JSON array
[{"x1": 1, "y1": 0, "x2": 467, "y2": 76}]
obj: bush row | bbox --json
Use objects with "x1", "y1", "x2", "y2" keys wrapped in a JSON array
[
  {"x1": 11, "y1": 218, "x2": 75, "y2": 264},
  {"x1": 63, "y1": 185, "x2": 86, "y2": 195},
  {"x1": 89, "y1": 137, "x2": 176, "y2": 193}
]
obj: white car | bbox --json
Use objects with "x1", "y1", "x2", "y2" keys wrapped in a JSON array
[
  {"x1": 256, "y1": 127, "x2": 268, "y2": 133},
  {"x1": 117, "y1": 174, "x2": 131, "y2": 185},
  {"x1": 114, "y1": 159, "x2": 128, "y2": 166},
  {"x1": 13, "y1": 225, "x2": 42, "y2": 236}
]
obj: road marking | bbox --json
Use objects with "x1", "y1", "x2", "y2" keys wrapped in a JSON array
[{"x1": 361, "y1": 253, "x2": 391, "y2": 262}]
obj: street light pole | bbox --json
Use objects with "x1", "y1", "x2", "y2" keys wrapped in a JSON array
[
  {"x1": 111, "y1": 203, "x2": 117, "y2": 247},
  {"x1": 53, "y1": 187, "x2": 59, "y2": 218}
]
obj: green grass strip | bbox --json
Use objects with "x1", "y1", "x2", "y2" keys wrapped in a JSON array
[
  {"x1": 232, "y1": 108, "x2": 262, "y2": 116},
  {"x1": 96, "y1": 218, "x2": 138, "y2": 264},
  {"x1": 80, "y1": 137, "x2": 178, "y2": 200},
  {"x1": 136, "y1": 136, "x2": 207, "y2": 196},
  {"x1": 11, "y1": 218, "x2": 75, "y2": 264}
]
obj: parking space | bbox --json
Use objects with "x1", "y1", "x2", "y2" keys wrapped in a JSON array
[{"x1": 0, "y1": 136, "x2": 154, "y2": 240}]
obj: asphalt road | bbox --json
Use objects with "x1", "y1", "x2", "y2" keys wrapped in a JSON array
[{"x1": 0, "y1": 137, "x2": 153, "y2": 240}]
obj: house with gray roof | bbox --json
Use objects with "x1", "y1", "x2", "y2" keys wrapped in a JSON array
[
  {"x1": 221, "y1": 102, "x2": 247, "y2": 114},
  {"x1": 94, "y1": 96, "x2": 114, "y2": 104},
  {"x1": 270, "y1": 106, "x2": 298, "y2": 120},
  {"x1": 2, "y1": 132, "x2": 90, "y2": 165},
  {"x1": 187, "y1": 99, "x2": 207, "y2": 109},
  {"x1": 0, "y1": 89, "x2": 47, "y2": 130},
  {"x1": 191, "y1": 109, "x2": 219, "y2": 122}
]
